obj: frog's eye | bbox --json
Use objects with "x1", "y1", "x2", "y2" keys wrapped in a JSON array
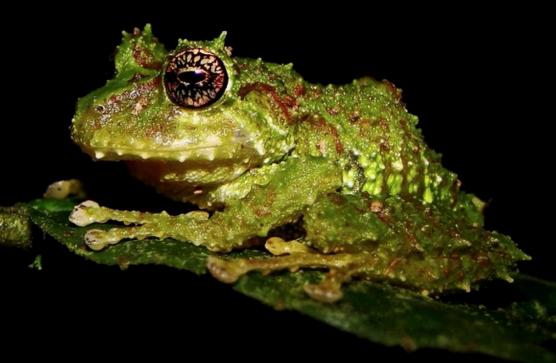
[{"x1": 164, "y1": 48, "x2": 228, "y2": 109}]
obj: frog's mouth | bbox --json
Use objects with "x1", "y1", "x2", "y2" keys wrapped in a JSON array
[
  {"x1": 87, "y1": 145, "x2": 236, "y2": 162},
  {"x1": 79, "y1": 131, "x2": 266, "y2": 163},
  {"x1": 74, "y1": 113, "x2": 267, "y2": 163}
]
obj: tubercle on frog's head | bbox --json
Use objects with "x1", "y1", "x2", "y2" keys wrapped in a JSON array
[{"x1": 71, "y1": 25, "x2": 297, "y2": 169}]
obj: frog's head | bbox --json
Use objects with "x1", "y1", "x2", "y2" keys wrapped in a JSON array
[{"x1": 72, "y1": 25, "x2": 296, "y2": 172}]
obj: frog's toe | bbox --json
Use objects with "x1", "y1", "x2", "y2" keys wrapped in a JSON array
[
  {"x1": 83, "y1": 225, "x2": 165, "y2": 250},
  {"x1": 304, "y1": 281, "x2": 343, "y2": 303},
  {"x1": 265, "y1": 237, "x2": 314, "y2": 256},
  {"x1": 69, "y1": 200, "x2": 100, "y2": 227},
  {"x1": 84, "y1": 228, "x2": 113, "y2": 251},
  {"x1": 44, "y1": 179, "x2": 85, "y2": 199},
  {"x1": 207, "y1": 256, "x2": 249, "y2": 283}
]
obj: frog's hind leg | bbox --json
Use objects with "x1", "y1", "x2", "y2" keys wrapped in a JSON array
[
  {"x1": 207, "y1": 252, "x2": 368, "y2": 303},
  {"x1": 208, "y1": 237, "x2": 371, "y2": 303},
  {"x1": 264, "y1": 237, "x2": 362, "y2": 301}
]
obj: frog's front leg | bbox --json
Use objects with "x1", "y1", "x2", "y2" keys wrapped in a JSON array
[{"x1": 69, "y1": 157, "x2": 342, "y2": 252}]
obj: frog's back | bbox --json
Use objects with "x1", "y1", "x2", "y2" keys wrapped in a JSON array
[
  {"x1": 233, "y1": 58, "x2": 464, "y2": 210},
  {"x1": 294, "y1": 78, "x2": 461, "y2": 208}
]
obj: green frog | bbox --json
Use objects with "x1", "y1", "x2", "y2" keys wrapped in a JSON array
[{"x1": 66, "y1": 25, "x2": 529, "y2": 302}]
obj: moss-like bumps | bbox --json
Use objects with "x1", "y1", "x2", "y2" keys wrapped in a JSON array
[{"x1": 68, "y1": 25, "x2": 530, "y2": 299}]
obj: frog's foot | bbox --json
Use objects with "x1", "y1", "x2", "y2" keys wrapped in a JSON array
[
  {"x1": 207, "y1": 250, "x2": 371, "y2": 303},
  {"x1": 69, "y1": 200, "x2": 209, "y2": 250},
  {"x1": 44, "y1": 179, "x2": 85, "y2": 199}
]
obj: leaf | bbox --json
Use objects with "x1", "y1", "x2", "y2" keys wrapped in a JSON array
[{"x1": 27, "y1": 198, "x2": 556, "y2": 363}]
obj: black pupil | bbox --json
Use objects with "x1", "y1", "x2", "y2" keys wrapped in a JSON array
[{"x1": 177, "y1": 69, "x2": 208, "y2": 85}]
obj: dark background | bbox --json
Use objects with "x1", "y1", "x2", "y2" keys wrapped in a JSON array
[{"x1": 1, "y1": 4, "x2": 553, "y2": 361}]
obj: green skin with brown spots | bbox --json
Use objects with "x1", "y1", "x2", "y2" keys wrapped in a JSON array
[{"x1": 69, "y1": 25, "x2": 529, "y2": 302}]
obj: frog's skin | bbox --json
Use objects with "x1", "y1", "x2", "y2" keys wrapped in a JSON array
[{"x1": 68, "y1": 25, "x2": 529, "y2": 302}]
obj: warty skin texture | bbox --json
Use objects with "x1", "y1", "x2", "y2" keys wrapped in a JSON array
[{"x1": 68, "y1": 25, "x2": 529, "y2": 302}]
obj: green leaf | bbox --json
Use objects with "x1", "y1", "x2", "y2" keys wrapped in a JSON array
[{"x1": 27, "y1": 198, "x2": 556, "y2": 363}]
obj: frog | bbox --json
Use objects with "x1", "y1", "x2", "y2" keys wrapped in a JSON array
[{"x1": 66, "y1": 24, "x2": 529, "y2": 303}]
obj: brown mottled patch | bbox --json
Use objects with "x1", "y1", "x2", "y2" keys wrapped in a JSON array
[
  {"x1": 253, "y1": 189, "x2": 277, "y2": 217},
  {"x1": 326, "y1": 107, "x2": 339, "y2": 116},
  {"x1": 369, "y1": 200, "x2": 384, "y2": 213},
  {"x1": 294, "y1": 84, "x2": 306, "y2": 97},
  {"x1": 403, "y1": 226, "x2": 422, "y2": 251},
  {"x1": 108, "y1": 94, "x2": 121, "y2": 106},
  {"x1": 382, "y1": 79, "x2": 402, "y2": 103},
  {"x1": 376, "y1": 207, "x2": 392, "y2": 224},
  {"x1": 474, "y1": 254, "x2": 491, "y2": 268},
  {"x1": 238, "y1": 82, "x2": 298, "y2": 122},
  {"x1": 356, "y1": 119, "x2": 372, "y2": 136},
  {"x1": 133, "y1": 46, "x2": 162, "y2": 69},
  {"x1": 131, "y1": 73, "x2": 147, "y2": 82},
  {"x1": 349, "y1": 111, "x2": 361, "y2": 123},
  {"x1": 307, "y1": 85, "x2": 322, "y2": 97},
  {"x1": 106, "y1": 76, "x2": 161, "y2": 111},
  {"x1": 306, "y1": 117, "x2": 345, "y2": 154},
  {"x1": 136, "y1": 75, "x2": 162, "y2": 92},
  {"x1": 379, "y1": 138, "x2": 390, "y2": 152},
  {"x1": 328, "y1": 193, "x2": 345, "y2": 205},
  {"x1": 384, "y1": 257, "x2": 404, "y2": 276},
  {"x1": 145, "y1": 121, "x2": 168, "y2": 139},
  {"x1": 254, "y1": 207, "x2": 272, "y2": 217},
  {"x1": 377, "y1": 118, "x2": 389, "y2": 131},
  {"x1": 233, "y1": 62, "x2": 243, "y2": 75}
]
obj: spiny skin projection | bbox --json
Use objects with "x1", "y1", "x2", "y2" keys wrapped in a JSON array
[{"x1": 69, "y1": 25, "x2": 529, "y2": 302}]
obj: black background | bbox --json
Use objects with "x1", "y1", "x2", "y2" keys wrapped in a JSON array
[{"x1": 1, "y1": 4, "x2": 553, "y2": 361}]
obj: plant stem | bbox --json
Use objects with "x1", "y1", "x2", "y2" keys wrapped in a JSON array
[{"x1": 0, "y1": 204, "x2": 32, "y2": 249}]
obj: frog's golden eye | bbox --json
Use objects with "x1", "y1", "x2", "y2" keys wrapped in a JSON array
[{"x1": 164, "y1": 48, "x2": 228, "y2": 109}]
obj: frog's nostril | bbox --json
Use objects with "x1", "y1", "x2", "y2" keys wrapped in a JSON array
[{"x1": 177, "y1": 69, "x2": 208, "y2": 85}]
